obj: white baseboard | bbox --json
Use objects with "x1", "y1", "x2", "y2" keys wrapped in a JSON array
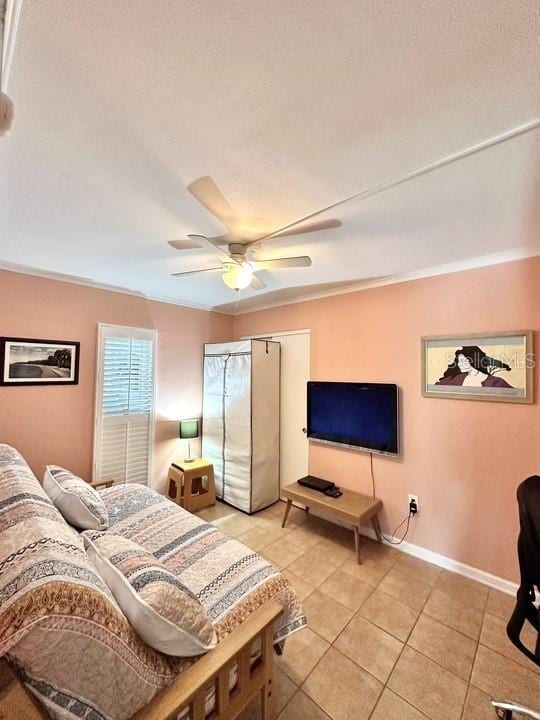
[
  {"x1": 291, "y1": 500, "x2": 518, "y2": 596},
  {"x1": 358, "y1": 523, "x2": 518, "y2": 597}
]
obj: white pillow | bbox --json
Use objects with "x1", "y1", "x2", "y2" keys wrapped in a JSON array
[
  {"x1": 83, "y1": 532, "x2": 217, "y2": 657},
  {"x1": 43, "y1": 465, "x2": 109, "y2": 530}
]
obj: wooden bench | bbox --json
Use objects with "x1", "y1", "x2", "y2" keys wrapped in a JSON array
[{"x1": 281, "y1": 481, "x2": 383, "y2": 564}]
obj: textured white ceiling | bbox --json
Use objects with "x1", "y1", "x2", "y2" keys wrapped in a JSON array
[{"x1": 0, "y1": 0, "x2": 539, "y2": 311}]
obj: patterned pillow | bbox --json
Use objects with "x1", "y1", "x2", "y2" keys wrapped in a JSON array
[
  {"x1": 43, "y1": 465, "x2": 109, "y2": 530},
  {"x1": 83, "y1": 532, "x2": 217, "y2": 657}
]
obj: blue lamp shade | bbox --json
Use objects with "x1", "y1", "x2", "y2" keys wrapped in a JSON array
[{"x1": 179, "y1": 418, "x2": 199, "y2": 440}]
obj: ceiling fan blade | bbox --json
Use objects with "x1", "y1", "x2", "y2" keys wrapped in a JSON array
[
  {"x1": 187, "y1": 234, "x2": 237, "y2": 263},
  {"x1": 187, "y1": 177, "x2": 238, "y2": 230},
  {"x1": 249, "y1": 256, "x2": 312, "y2": 269},
  {"x1": 171, "y1": 267, "x2": 222, "y2": 278},
  {"x1": 247, "y1": 203, "x2": 346, "y2": 245},
  {"x1": 206, "y1": 233, "x2": 230, "y2": 246},
  {"x1": 250, "y1": 274, "x2": 267, "y2": 290},
  {"x1": 249, "y1": 219, "x2": 341, "y2": 244},
  {"x1": 168, "y1": 238, "x2": 204, "y2": 251}
]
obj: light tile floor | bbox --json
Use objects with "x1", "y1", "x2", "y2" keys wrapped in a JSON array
[{"x1": 196, "y1": 500, "x2": 539, "y2": 720}]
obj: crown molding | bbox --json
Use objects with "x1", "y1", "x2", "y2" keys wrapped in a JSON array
[
  {"x1": 2, "y1": 246, "x2": 539, "y2": 319},
  {"x1": 225, "y1": 246, "x2": 540, "y2": 315},
  {"x1": 0, "y1": 260, "x2": 225, "y2": 314}
]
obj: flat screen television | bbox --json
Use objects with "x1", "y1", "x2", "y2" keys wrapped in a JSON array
[{"x1": 307, "y1": 381, "x2": 399, "y2": 456}]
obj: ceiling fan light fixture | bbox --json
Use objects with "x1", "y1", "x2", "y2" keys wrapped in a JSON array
[{"x1": 222, "y1": 262, "x2": 253, "y2": 290}]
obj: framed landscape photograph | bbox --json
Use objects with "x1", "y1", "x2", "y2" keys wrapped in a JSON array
[
  {"x1": 0, "y1": 337, "x2": 80, "y2": 386},
  {"x1": 421, "y1": 331, "x2": 533, "y2": 403}
]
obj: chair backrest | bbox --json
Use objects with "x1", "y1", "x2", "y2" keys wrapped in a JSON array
[{"x1": 506, "y1": 475, "x2": 540, "y2": 666}]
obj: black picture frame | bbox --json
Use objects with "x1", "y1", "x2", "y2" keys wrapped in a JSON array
[{"x1": 0, "y1": 337, "x2": 80, "y2": 386}]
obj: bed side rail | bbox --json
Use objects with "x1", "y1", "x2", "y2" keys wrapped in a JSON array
[{"x1": 132, "y1": 600, "x2": 283, "y2": 720}]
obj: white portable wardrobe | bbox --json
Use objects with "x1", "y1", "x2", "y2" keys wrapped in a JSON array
[{"x1": 202, "y1": 340, "x2": 280, "y2": 513}]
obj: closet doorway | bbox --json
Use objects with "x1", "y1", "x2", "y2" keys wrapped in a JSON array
[{"x1": 242, "y1": 329, "x2": 310, "y2": 495}]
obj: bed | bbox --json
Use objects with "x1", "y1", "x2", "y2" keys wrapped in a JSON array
[{"x1": 0, "y1": 444, "x2": 306, "y2": 719}]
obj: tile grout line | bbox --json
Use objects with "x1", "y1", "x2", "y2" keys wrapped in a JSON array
[
  {"x1": 296, "y1": 576, "x2": 387, "y2": 715},
  {"x1": 300, "y1": 581, "x2": 535, "y2": 720},
  {"x1": 458, "y1": 579, "x2": 491, "y2": 719},
  {"x1": 276, "y1": 688, "x2": 333, "y2": 720},
  {"x1": 369, "y1": 578, "x2": 438, "y2": 720},
  {"x1": 306, "y1": 562, "x2": 434, "y2": 719},
  {"x1": 292, "y1": 643, "x2": 334, "y2": 718},
  {"x1": 221, "y1": 505, "x2": 529, "y2": 720},
  {"x1": 420, "y1": 581, "x2": 487, "y2": 643},
  {"x1": 312, "y1": 569, "x2": 478, "y2": 720},
  {"x1": 459, "y1": 639, "x2": 480, "y2": 720}
]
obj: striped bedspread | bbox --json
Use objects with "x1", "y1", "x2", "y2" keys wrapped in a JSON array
[
  {"x1": 101, "y1": 484, "x2": 306, "y2": 645},
  {"x1": 0, "y1": 440, "x2": 304, "y2": 720}
]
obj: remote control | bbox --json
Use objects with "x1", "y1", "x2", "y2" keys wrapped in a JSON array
[{"x1": 324, "y1": 486, "x2": 343, "y2": 498}]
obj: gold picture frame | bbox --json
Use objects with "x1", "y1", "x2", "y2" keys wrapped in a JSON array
[{"x1": 421, "y1": 331, "x2": 533, "y2": 403}]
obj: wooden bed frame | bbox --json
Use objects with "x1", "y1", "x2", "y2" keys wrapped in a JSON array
[{"x1": 0, "y1": 601, "x2": 283, "y2": 720}]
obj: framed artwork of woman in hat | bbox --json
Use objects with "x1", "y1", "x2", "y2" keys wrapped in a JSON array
[{"x1": 421, "y1": 331, "x2": 533, "y2": 403}]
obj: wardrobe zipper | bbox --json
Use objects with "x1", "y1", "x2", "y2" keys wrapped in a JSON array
[{"x1": 221, "y1": 354, "x2": 230, "y2": 502}]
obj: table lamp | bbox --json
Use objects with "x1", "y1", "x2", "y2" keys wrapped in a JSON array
[{"x1": 179, "y1": 418, "x2": 199, "y2": 463}]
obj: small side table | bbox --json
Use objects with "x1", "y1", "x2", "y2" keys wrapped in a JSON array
[{"x1": 167, "y1": 458, "x2": 216, "y2": 513}]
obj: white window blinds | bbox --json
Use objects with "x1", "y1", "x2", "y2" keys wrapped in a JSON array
[{"x1": 93, "y1": 325, "x2": 156, "y2": 486}]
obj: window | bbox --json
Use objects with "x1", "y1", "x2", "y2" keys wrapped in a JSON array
[{"x1": 93, "y1": 324, "x2": 156, "y2": 486}]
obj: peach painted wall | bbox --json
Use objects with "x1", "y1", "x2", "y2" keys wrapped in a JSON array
[
  {"x1": 0, "y1": 270, "x2": 233, "y2": 493},
  {"x1": 234, "y1": 257, "x2": 540, "y2": 582}
]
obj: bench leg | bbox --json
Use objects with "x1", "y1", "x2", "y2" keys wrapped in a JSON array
[
  {"x1": 353, "y1": 525, "x2": 362, "y2": 564},
  {"x1": 371, "y1": 515, "x2": 383, "y2": 543},
  {"x1": 260, "y1": 682, "x2": 271, "y2": 720},
  {"x1": 282, "y1": 499, "x2": 292, "y2": 528}
]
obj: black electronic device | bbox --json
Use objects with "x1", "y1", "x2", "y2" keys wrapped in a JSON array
[
  {"x1": 324, "y1": 486, "x2": 343, "y2": 498},
  {"x1": 297, "y1": 475, "x2": 335, "y2": 493}
]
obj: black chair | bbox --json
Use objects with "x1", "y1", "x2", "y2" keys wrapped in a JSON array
[{"x1": 491, "y1": 475, "x2": 540, "y2": 719}]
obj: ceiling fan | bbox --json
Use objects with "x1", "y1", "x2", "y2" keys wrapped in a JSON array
[{"x1": 169, "y1": 177, "x2": 341, "y2": 291}]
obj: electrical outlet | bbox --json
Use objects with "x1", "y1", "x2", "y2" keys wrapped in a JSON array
[{"x1": 408, "y1": 494, "x2": 419, "y2": 514}]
